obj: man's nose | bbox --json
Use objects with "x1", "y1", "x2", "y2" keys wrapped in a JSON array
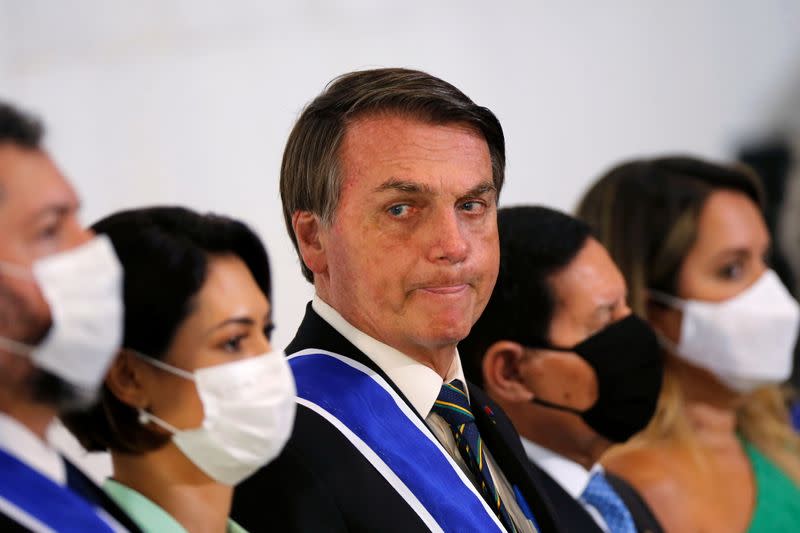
[{"x1": 427, "y1": 209, "x2": 469, "y2": 264}]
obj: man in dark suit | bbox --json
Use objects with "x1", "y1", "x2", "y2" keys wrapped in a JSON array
[
  {"x1": 232, "y1": 68, "x2": 560, "y2": 532},
  {"x1": 459, "y1": 206, "x2": 665, "y2": 533},
  {"x1": 0, "y1": 102, "x2": 139, "y2": 532}
]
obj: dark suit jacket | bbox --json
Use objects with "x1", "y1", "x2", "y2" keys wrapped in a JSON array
[
  {"x1": 232, "y1": 304, "x2": 566, "y2": 532},
  {"x1": 522, "y1": 456, "x2": 665, "y2": 533},
  {"x1": 521, "y1": 461, "x2": 604, "y2": 533},
  {"x1": 0, "y1": 457, "x2": 141, "y2": 532}
]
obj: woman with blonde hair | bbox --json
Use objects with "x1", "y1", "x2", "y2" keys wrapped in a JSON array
[{"x1": 576, "y1": 156, "x2": 800, "y2": 532}]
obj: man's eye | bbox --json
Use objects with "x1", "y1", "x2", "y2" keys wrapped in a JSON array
[
  {"x1": 387, "y1": 204, "x2": 410, "y2": 217},
  {"x1": 263, "y1": 323, "x2": 275, "y2": 341},
  {"x1": 38, "y1": 224, "x2": 60, "y2": 240},
  {"x1": 460, "y1": 200, "x2": 486, "y2": 214}
]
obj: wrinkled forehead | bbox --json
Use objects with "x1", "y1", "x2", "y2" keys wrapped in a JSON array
[{"x1": 550, "y1": 239, "x2": 627, "y2": 317}]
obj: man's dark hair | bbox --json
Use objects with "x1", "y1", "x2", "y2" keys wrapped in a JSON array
[
  {"x1": 63, "y1": 206, "x2": 272, "y2": 453},
  {"x1": 281, "y1": 67, "x2": 506, "y2": 282},
  {"x1": 460, "y1": 206, "x2": 592, "y2": 388},
  {"x1": 0, "y1": 101, "x2": 44, "y2": 149}
]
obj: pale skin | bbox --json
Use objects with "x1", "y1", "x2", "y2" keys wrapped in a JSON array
[
  {"x1": 106, "y1": 254, "x2": 273, "y2": 533},
  {"x1": 293, "y1": 114, "x2": 500, "y2": 378},
  {"x1": 482, "y1": 238, "x2": 629, "y2": 468},
  {"x1": 603, "y1": 189, "x2": 775, "y2": 533},
  {"x1": 0, "y1": 143, "x2": 91, "y2": 439}
]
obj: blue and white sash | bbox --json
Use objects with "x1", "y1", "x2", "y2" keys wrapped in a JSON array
[
  {"x1": 0, "y1": 447, "x2": 121, "y2": 532},
  {"x1": 288, "y1": 349, "x2": 506, "y2": 533}
]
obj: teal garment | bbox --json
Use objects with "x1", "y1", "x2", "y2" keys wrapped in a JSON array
[
  {"x1": 103, "y1": 479, "x2": 248, "y2": 533},
  {"x1": 743, "y1": 441, "x2": 800, "y2": 533}
]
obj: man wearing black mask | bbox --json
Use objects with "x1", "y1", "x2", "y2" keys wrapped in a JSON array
[{"x1": 460, "y1": 206, "x2": 664, "y2": 533}]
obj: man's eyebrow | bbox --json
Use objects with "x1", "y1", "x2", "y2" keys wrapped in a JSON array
[
  {"x1": 373, "y1": 178, "x2": 434, "y2": 194},
  {"x1": 24, "y1": 203, "x2": 74, "y2": 225},
  {"x1": 462, "y1": 181, "x2": 497, "y2": 198}
]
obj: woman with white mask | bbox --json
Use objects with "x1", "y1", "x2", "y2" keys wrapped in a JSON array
[
  {"x1": 64, "y1": 207, "x2": 296, "y2": 533},
  {"x1": 577, "y1": 156, "x2": 800, "y2": 533}
]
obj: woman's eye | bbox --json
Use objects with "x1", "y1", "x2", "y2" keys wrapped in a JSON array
[
  {"x1": 263, "y1": 323, "x2": 275, "y2": 341},
  {"x1": 718, "y1": 262, "x2": 744, "y2": 280},
  {"x1": 223, "y1": 335, "x2": 245, "y2": 353}
]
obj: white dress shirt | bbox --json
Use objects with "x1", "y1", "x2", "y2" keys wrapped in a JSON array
[
  {"x1": 0, "y1": 412, "x2": 66, "y2": 485},
  {"x1": 312, "y1": 295, "x2": 535, "y2": 532},
  {"x1": 521, "y1": 437, "x2": 610, "y2": 532}
]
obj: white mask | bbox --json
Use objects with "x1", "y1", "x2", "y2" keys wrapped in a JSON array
[
  {"x1": 651, "y1": 269, "x2": 800, "y2": 393},
  {"x1": 0, "y1": 236, "x2": 124, "y2": 392},
  {"x1": 135, "y1": 351, "x2": 296, "y2": 485}
]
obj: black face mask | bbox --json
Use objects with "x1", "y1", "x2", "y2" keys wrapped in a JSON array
[{"x1": 529, "y1": 314, "x2": 663, "y2": 443}]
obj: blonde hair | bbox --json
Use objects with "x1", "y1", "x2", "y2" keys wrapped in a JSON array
[{"x1": 577, "y1": 155, "x2": 800, "y2": 484}]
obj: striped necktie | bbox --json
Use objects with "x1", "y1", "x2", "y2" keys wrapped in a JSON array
[{"x1": 432, "y1": 379, "x2": 519, "y2": 533}]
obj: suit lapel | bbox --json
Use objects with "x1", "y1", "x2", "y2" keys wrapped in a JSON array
[{"x1": 286, "y1": 303, "x2": 427, "y2": 424}]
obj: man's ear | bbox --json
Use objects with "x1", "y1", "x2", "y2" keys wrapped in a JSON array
[
  {"x1": 105, "y1": 350, "x2": 150, "y2": 409},
  {"x1": 481, "y1": 340, "x2": 535, "y2": 403},
  {"x1": 292, "y1": 211, "x2": 328, "y2": 277}
]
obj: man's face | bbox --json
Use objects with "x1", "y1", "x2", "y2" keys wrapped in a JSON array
[
  {"x1": 0, "y1": 143, "x2": 90, "y2": 346},
  {"x1": 314, "y1": 114, "x2": 499, "y2": 365},
  {"x1": 520, "y1": 238, "x2": 630, "y2": 413},
  {"x1": 547, "y1": 238, "x2": 630, "y2": 347}
]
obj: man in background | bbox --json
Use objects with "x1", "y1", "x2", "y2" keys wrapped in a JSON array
[
  {"x1": 460, "y1": 206, "x2": 664, "y2": 533},
  {"x1": 0, "y1": 102, "x2": 138, "y2": 532}
]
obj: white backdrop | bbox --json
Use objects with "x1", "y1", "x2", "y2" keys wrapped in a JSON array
[{"x1": 2, "y1": 0, "x2": 800, "y2": 479}]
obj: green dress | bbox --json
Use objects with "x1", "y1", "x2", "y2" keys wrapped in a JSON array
[
  {"x1": 104, "y1": 479, "x2": 248, "y2": 533},
  {"x1": 744, "y1": 441, "x2": 800, "y2": 532}
]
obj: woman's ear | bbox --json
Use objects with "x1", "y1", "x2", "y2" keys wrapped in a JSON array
[
  {"x1": 105, "y1": 349, "x2": 150, "y2": 409},
  {"x1": 481, "y1": 340, "x2": 535, "y2": 404}
]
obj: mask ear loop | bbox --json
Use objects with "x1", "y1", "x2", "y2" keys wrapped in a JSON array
[
  {"x1": 128, "y1": 350, "x2": 195, "y2": 435},
  {"x1": 530, "y1": 397, "x2": 584, "y2": 416},
  {"x1": 128, "y1": 349, "x2": 195, "y2": 381},
  {"x1": 0, "y1": 335, "x2": 34, "y2": 357},
  {"x1": 647, "y1": 289, "x2": 685, "y2": 310},
  {"x1": 0, "y1": 260, "x2": 35, "y2": 280},
  {"x1": 524, "y1": 341, "x2": 589, "y2": 416},
  {"x1": 0, "y1": 262, "x2": 46, "y2": 358},
  {"x1": 137, "y1": 408, "x2": 181, "y2": 434}
]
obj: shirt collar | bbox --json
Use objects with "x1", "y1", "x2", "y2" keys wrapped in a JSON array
[
  {"x1": 0, "y1": 412, "x2": 66, "y2": 485},
  {"x1": 312, "y1": 295, "x2": 466, "y2": 418},
  {"x1": 520, "y1": 437, "x2": 601, "y2": 499},
  {"x1": 104, "y1": 479, "x2": 246, "y2": 533}
]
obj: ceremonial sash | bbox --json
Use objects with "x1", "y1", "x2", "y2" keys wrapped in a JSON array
[
  {"x1": 288, "y1": 349, "x2": 506, "y2": 533},
  {"x1": 0, "y1": 447, "x2": 120, "y2": 533}
]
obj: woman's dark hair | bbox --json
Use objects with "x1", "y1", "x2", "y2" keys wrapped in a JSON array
[{"x1": 63, "y1": 206, "x2": 271, "y2": 453}]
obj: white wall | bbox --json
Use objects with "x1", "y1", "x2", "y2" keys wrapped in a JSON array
[{"x1": 3, "y1": 0, "x2": 800, "y2": 479}]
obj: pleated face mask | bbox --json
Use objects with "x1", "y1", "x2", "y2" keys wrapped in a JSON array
[
  {"x1": 135, "y1": 351, "x2": 297, "y2": 485},
  {"x1": 0, "y1": 236, "x2": 124, "y2": 398},
  {"x1": 650, "y1": 269, "x2": 800, "y2": 393}
]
